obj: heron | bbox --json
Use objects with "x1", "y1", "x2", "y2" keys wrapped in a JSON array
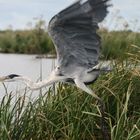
[
  {"x1": 1, "y1": 0, "x2": 111, "y2": 99},
  {"x1": 0, "y1": 0, "x2": 111, "y2": 139}
]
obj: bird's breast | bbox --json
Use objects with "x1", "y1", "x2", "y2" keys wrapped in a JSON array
[{"x1": 81, "y1": 71, "x2": 99, "y2": 85}]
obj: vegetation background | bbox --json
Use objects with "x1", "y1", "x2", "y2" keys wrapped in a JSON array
[
  {"x1": 0, "y1": 17, "x2": 140, "y2": 140},
  {"x1": 0, "y1": 18, "x2": 139, "y2": 60}
]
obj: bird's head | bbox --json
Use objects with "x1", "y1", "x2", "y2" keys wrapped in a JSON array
[{"x1": 0, "y1": 74, "x2": 21, "y2": 82}]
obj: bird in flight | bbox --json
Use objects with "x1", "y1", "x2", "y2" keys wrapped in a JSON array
[{"x1": 0, "y1": 0, "x2": 110, "y2": 101}]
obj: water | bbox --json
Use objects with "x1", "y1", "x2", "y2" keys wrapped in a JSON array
[
  {"x1": 0, "y1": 53, "x2": 55, "y2": 100},
  {"x1": 0, "y1": 53, "x2": 113, "y2": 100}
]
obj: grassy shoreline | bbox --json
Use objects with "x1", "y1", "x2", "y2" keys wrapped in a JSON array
[
  {"x1": 0, "y1": 51, "x2": 140, "y2": 139},
  {"x1": 0, "y1": 27, "x2": 140, "y2": 139},
  {"x1": 0, "y1": 30, "x2": 140, "y2": 60}
]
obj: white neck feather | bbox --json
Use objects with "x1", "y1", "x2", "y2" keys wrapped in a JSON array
[{"x1": 15, "y1": 74, "x2": 67, "y2": 90}]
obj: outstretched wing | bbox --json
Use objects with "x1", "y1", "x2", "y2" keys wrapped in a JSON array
[{"x1": 48, "y1": 0, "x2": 110, "y2": 69}]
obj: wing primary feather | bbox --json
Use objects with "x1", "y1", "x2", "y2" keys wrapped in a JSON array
[{"x1": 48, "y1": 0, "x2": 111, "y2": 70}]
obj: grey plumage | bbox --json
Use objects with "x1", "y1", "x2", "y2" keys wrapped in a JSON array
[
  {"x1": 48, "y1": 0, "x2": 110, "y2": 74},
  {"x1": 0, "y1": 2, "x2": 111, "y2": 139},
  {"x1": 1, "y1": 0, "x2": 111, "y2": 99}
]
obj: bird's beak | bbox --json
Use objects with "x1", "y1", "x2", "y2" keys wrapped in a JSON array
[{"x1": 0, "y1": 74, "x2": 20, "y2": 82}]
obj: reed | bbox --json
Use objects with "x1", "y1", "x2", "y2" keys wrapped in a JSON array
[
  {"x1": 0, "y1": 26, "x2": 140, "y2": 139},
  {"x1": 0, "y1": 29, "x2": 140, "y2": 59},
  {"x1": 0, "y1": 47, "x2": 140, "y2": 140}
]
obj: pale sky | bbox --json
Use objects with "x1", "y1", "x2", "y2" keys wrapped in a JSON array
[{"x1": 0, "y1": 0, "x2": 140, "y2": 31}]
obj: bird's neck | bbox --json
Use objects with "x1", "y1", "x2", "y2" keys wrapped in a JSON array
[
  {"x1": 17, "y1": 76, "x2": 52, "y2": 90},
  {"x1": 16, "y1": 73, "x2": 67, "y2": 90}
]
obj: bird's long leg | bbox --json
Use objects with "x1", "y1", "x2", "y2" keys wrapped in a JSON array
[
  {"x1": 74, "y1": 79, "x2": 110, "y2": 140},
  {"x1": 74, "y1": 79, "x2": 101, "y2": 100}
]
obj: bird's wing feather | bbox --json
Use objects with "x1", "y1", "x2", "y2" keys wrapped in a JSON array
[{"x1": 48, "y1": 0, "x2": 110, "y2": 69}]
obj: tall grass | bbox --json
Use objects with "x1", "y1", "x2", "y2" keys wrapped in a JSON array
[
  {"x1": 0, "y1": 46, "x2": 140, "y2": 140},
  {"x1": 0, "y1": 29, "x2": 140, "y2": 58},
  {"x1": 100, "y1": 30, "x2": 140, "y2": 60},
  {"x1": 0, "y1": 21, "x2": 140, "y2": 139}
]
